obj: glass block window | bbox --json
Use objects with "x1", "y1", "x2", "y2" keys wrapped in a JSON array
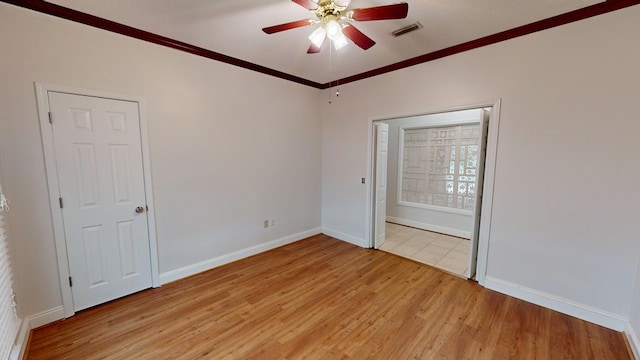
[{"x1": 401, "y1": 124, "x2": 480, "y2": 211}]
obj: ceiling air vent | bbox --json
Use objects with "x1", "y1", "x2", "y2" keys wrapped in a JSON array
[{"x1": 390, "y1": 22, "x2": 423, "y2": 37}]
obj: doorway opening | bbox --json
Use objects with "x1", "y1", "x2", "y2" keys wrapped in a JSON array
[{"x1": 368, "y1": 102, "x2": 500, "y2": 283}]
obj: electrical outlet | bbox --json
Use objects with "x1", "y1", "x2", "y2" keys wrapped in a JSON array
[
  {"x1": 270, "y1": 218, "x2": 275, "y2": 227},
  {"x1": 263, "y1": 220, "x2": 269, "y2": 228}
]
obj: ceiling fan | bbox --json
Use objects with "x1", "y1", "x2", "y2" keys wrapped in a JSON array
[{"x1": 262, "y1": 0, "x2": 409, "y2": 54}]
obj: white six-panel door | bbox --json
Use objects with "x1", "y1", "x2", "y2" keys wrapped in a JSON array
[
  {"x1": 48, "y1": 92, "x2": 152, "y2": 311},
  {"x1": 373, "y1": 122, "x2": 389, "y2": 249}
]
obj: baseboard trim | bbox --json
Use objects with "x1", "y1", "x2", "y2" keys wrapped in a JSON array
[
  {"x1": 322, "y1": 228, "x2": 368, "y2": 248},
  {"x1": 626, "y1": 321, "x2": 640, "y2": 359},
  {"x1": 9, "y1": 319, "x2": 30, "y2": 360},
  {"x1": 485, "y1": 276, "x2": 626, "y2": 331},
  {"x1": 386, "y1": 216, "x2": 471, "y2": 239},
  {"x1": 159, "y1": 227, "x2": 322, "y2": 285},
  {"x1": 27, "y1": 306, "x2": 65, "y2": 329},
  {"x1": 10, "y1": 306, "x2": 66, "y2": 359}
]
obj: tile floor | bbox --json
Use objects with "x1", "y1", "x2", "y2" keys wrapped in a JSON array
[{"x1": 380, "y1": 222, "x2": 470, "y2": 277}]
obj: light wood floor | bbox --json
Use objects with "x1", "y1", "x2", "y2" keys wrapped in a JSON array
[{"x1": 27, "y1": 234, "x2": 630, "y2": 359}]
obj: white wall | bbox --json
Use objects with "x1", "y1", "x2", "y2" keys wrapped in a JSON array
[
  {"x1": 383, "y1": 109, "x2": 483, "y2": 238},
  {"x1": 322, "y1": 6, "x2": 640, "y2": 328},
  {"x1": 0, "y1": 4, "x2": 322, "y2": 319},
  {"x1": 3, "y1": 0, "x2": 640, "y2": 335}
]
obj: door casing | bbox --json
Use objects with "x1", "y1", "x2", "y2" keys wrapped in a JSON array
[
  {"x1": 373, "y1": 122, "x2": 389, "y2": 249},
  {"x1": 35, "y1": 82, "x2": 160, "y2": 318}
]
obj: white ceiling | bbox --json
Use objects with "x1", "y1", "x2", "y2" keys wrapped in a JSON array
[{"x1": 47, "y1": 0, "x2": 602, "y2": 84}]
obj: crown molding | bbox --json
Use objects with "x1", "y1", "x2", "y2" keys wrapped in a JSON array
[
  {"x1": 323, "y1": 0, "x2": 640, "y2": 88},
  {"x1": 1, "y1": 0, "x2": 325, "y2": 88},
  {"x1": 2, "y1": 0, "x2": 639, "y2": 89}
]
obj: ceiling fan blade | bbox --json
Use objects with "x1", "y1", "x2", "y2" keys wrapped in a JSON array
[
  {"x1": 292, "y1": 0, "x2": 318, "y2": 10},
  {"x1": 262, "y1": 19, "x2": 313, "y2": 34},
  {"x1": 350, "y1": 3, "x2": 409, "y2": 21},
  {"x1": 307, "y1": 43, "x2": 322, "y2": 54},
  {"x1": 342, "y1": 24, "x2": 376, "y2": 50}
]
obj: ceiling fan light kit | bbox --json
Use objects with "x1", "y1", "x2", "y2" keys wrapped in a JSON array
[
  {"x1": 325, "y1": 19, "x2": 342, "y2": 40},
  {"x1": 263, "y1": 0, "x2": 409, "y2": 54},
  {"x1": 308, "y1": 26, "x2": 327, "y2": 47},
  {"x1": 332, "y1": 31, "x2": 349, "y2": 50}
]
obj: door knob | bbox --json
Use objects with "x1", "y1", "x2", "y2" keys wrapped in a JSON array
[{"x1": 135, "y1": 206, "x2": 145, "y2": 214}]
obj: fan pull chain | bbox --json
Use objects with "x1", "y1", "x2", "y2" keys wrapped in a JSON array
[
  {"x1": 328, "y1": 43, "x2": 333, "y2": 104},
  {"x1": 328, "y1": 42, "x2": 340, "y2": 104},
  {"x1": 329, "y1": 86, "x2": 339, "y2": 104},
  {"x1": 334, "y1": 41, "x2": 340, "y2": 100}
]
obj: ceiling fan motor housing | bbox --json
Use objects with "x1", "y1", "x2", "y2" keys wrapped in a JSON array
[{"x1": 314, "y1": 1, "x2": 348, "y2": 21}]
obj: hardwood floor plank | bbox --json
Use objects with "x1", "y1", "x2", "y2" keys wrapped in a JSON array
[{"x1": 27, "y1": 234, "x2": 631, "y2": 359}]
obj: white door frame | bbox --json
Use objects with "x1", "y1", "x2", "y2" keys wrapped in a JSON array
[
  {"x1": 373, "y1": 122, "x2": 389, "y2": 249},
  {"x1": 365, "y1": 100, "x2": 501, "y2": 286},
  {"x1": 35, "y1": 82, "x2": 160, "y2": 317}
]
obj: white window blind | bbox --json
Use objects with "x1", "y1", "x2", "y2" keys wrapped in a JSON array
[{"x1": 0, "y1": 184, "x2": 19, "y2": 360}]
